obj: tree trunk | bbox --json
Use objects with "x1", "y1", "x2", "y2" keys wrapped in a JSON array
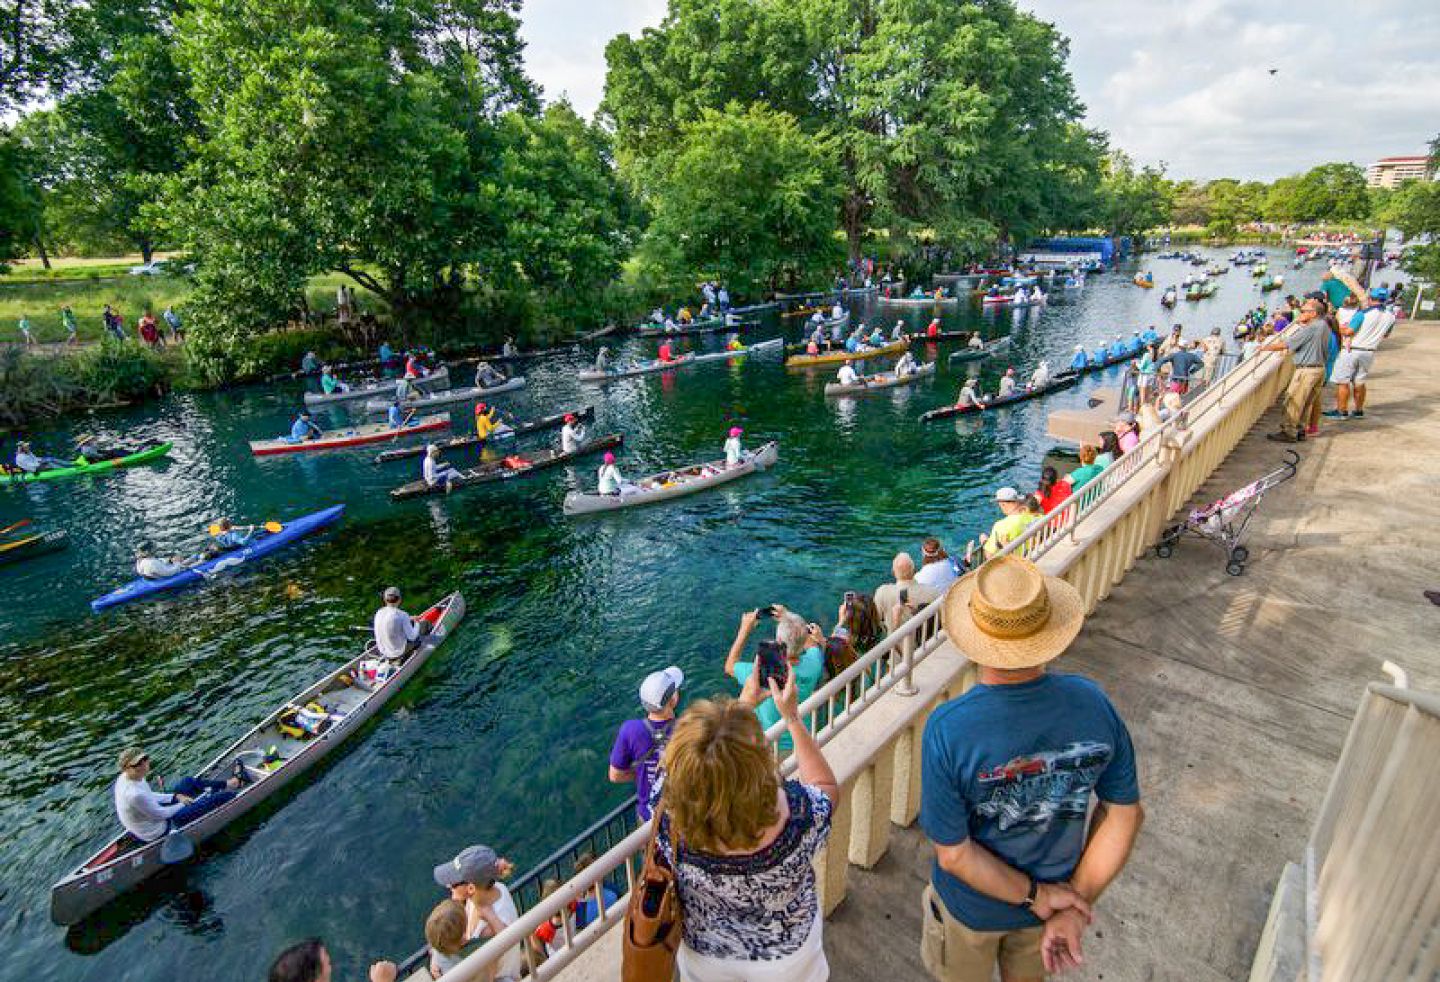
[
  {"x1": 843, "y1": 191, "x2": 867, "y2": 264},
  {"x1": 139, "y1": 239, "x2": 154, "y2": 264},
  {"x1": 32, "y1": 231, "x2": 50, "y2": 269}
]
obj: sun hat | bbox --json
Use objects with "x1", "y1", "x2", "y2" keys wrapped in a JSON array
[
  {"x1": 434, "y1": 845, "x2": 502, "y2": 889},
  {"x1": 728, "y1": 426, "x2": 742, "y2": 437},
  {"x1": 995, "y1": 487, "x2": 1021, "y2": 503},
  {"x1": 639, "y1": 666, "x2": 685, "y2": 712},
  {"x1": 942, "y1": 556, "x2": 1084, "y2": 669},
  {"x1": 117, "y1": 746, "x2": 149, "y2": 771}
]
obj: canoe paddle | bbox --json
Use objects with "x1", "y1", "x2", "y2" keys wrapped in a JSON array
[
  {"x1": 0, "y1": 518, "x2": 31, "y2": 536},
  {"x1": 207, "y1": 521, "x2": 284, "y2": 535}
]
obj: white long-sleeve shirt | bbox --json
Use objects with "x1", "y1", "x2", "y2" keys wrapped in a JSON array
[
  {"x1": 114, "y1": 774, "x2": 183, "y2": 842},
  {"x1": 374, "y1": 605, "x2": 418, "y2": 659},
  {"x1": 561, "y1": 423, "x2": 586, "y2": 453},
  {"x1": 598, "y1": 463, "x2": 623, "y2": 494},
  {"x1": 136, "y1": 556, "x2": 187, "y2": 580},
  {"x1": 724, "y1": 437, "x2": 743, "y2": 467},
  {"x1": 837, "y1": 364, "x2": 860, "y2": 386}
]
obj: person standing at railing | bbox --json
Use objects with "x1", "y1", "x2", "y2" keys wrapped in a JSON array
[
  {"x1": 919, "y1": 556, "x2": 1144, "y2": 982},
  {"x1": 1262, "y1": 295, "x2": 1331, "y2": 443},
  {"x1": 653, "y1": 665, "x2": 839, "y2": 981},
  {"x1": 432, "y1": 845, "x2": 522, "y2": 982},
  {"x1": 724, "y1": 607, "x2": 827, "y2": 753},
  {"x1": 874, "y1": 552, "x2": 940, "y2": 632},
  {"x1": 609, "y1": 666, "x2": 685, "y2": 822},
  {"x1": 981, "y1": 488, "x2": 1038, "y2": 559}
]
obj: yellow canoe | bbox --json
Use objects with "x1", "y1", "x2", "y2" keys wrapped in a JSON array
[{"x1": 785, "y1": 339, "x2": 909, "y2": 369}]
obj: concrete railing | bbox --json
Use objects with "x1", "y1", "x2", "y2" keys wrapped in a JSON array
[{"x1": 428, "y1": 341, "x2": 1298, "y2": 981}]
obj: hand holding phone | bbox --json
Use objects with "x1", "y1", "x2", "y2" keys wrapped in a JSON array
[
  {"x1": 754, "y1": 605, "x2": 776, "y2": 620},
  {"x1": 756, "y1": 640, "x2": 788, "y2": 690}
]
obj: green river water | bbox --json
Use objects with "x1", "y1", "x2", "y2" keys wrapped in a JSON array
[{"x1": 0, "y1": 250, "x2": 1342, "y2": 982}]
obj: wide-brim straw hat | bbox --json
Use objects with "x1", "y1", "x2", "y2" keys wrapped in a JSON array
[{"x1": 942, "y1": 556, "x2": 1084, "y2": 669}]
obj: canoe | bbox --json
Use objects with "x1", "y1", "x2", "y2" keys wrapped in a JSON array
[
  {"x1": 50, "y1": 592, "x2": 464, "y2": 926},
  {"x1": 906, "y1": 331, "x2": 977, "y2": 344},
  {"x1": 842, "y1": 284, "x2": 879, "y2": 297},
  {"x1": 688, "y1": 338, "x2": 783, "y2": 365},
  {"x1": 563, "y1": 441, "x2": 779, "y2": 516},
  {"x1": 89, "y1": 505, "x2": 346, "y2": 612},
  {"x1": 266, "y1": 355, "x2": 404, "y2": 383},
  {"x1": 635, "y1": 316, "x2": 727, "y2": 337},
  {"x1": 361, "y1": 376, "x2": 525, "y2": 414},
  {"x1": 920, "y1": 371, "x2": 1082, "y2": 422},
  {"x1": 303, "y1": 368, "x2": 449, "y2": 408},
  {"x1": 775, "y1": 289, "x2": 838, "y2": 303},
  {"x1": 0, "y1": 441, "x2": 172, "y2": 486},
  {"x1": 877, "y1": 294, "x2": 959, "y2": 306},
  {"x1": 389, "y1": 434, "x2": 623, "y2": 500},
  {"x1": 794, "y1": 312, "x2": 851, "y2": 337},
  {"x1": 579, "y1": 355, "x2": 695, "y2": 383},
  {"x1": 0, "y1": 529, "x2": 68, "y2": 567},
  {"x1": 949, "y1": 337, "x2": 1012, "y2": 362},
  {"x1": 375, "y1": 406, "x2": 596, "y2": 463},
  {"x1": 249, "y1": 415, "x2": 450, "y2": 456},
  {"x1": 785, "y1": 338, "x2": 908, "y2": 369},
  {"x1": 453, "y1": 344, "x2": 576, "y2": 366},
  {"x1": 728, "y1": 300, "x2": 779, "y2": 315},
  {"x1": 824, "y1": 360, "x2": 936, "y2": 396}
]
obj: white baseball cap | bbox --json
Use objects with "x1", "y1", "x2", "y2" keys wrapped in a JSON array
[
  {"x1": 639, "y1": 666, "x2": 685, "y2": 712},
  {"x1": 995, "y1": 487, "x2": 1021, "y2": 503}
]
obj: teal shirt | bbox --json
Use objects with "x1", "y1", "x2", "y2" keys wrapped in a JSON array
[
  {"x1": 1067, "y1": 462, "x2": 1106, "y2": 490},
  {"x1": 734, "y1": 645, "x2": 825, "y2": 752},
  {"x1": 1321, "y1": 278, "x2": 1351, "y2": 310}
]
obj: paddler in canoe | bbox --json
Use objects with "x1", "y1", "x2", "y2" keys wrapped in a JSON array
[
  {"x1": 890, "y1": 319, "x2": 908, "y2": 342},
  {"x1": 836, "y1": 358, "x2": 863, "y2": 388},
  {"x1": 388, "y1": 401, "x2": 418, "y2": 429},
  {"x1": 866, "y1": 324, "x2": 886, "y2": 346},
  {"x1": 473, "y1": 402, "x2": 501, "y2": 441},
  {"x1": 893, "y1": 349, "x2": 920, "y2": 378},
  {"x1": 501, "y1": 337, "x2": 519, "y2": 357},
  {"x1": 403, "y1": 351, "x2": 428, "y2": 378},
  {"x1": 113, "y1": 746, "x2": 242, "y2": 848},
  {"x1": 953, "y1": 378, "x2": 981, "y2": 409},
  {"x1": 300, "y1": 350, "x2": 320, "y2": 374},
  {"x1": 1028, "y1": 360, "x2": 1051, "y2": 390},
  {"x1": 724, "y1": 427, "x2": 746, "y2": 468},
  {"x1": 997, "y1": 367, "x2": 1018, "y2": 399},
  {"x1": 967, "y1": 333, "x2": 984, "y2": 350},
  {"x1": 597, "y1": 451, "x2": 625, "y2": 495},
  {"x1": 1069, "y1": 345, "x2": 1090, "y2": 371},
  {"x1": 725, "y1": 333, "x2": 745, "y2": 352},
  {"x1": 473, "y1": 360, "x2": 507, "y2": 389},
  {"x1": 593, "y1": 346, "x2": 612, "y2": 374},
  {"x1": 423, "y1": 444, "x2": 463, "y2": 494},
  {"x1": 560, "y1": 413, "x2": 587, "y2": 453},
  {"x1": 286, "y1": 411, "x2": 325, "y2": 444},
  {"x1": 656, "y1": 339, "x2": 681, "y2": 364},
  {"x1": 319, "y1": 365, "x2": 349, "y2": 395},
  {"x1": 134, "y1": 542, "x2": 194, "y2": 579}
]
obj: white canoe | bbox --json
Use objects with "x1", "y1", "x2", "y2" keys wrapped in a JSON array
[
  {"x1": 824, "y1": 360, "x2": 936, "y2": 396},
  {"x1": 689, "y1": 338, "x2": 784, "y2": 364},
  {"x1": 579, "y1": 354, "x2": 696, "y2": 383},
  {"x1": 362, "y1": 376, "x2": 525, "y2": 413},
  {"x1": 303, "y1": 367, "x2": 450, "y2": 407},
  {"x1": 563, "y1": 442, "x2": 779, "y2": 515},
  {"x1": 49, "y1": 593, "x2": 465, "y2": 926},
  {"x1": 877, "y1": 294, "x2": 959, "y2": 306}
]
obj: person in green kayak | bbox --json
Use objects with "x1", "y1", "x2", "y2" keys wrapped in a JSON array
[
  {"x1": 319, "y1": 366, "x2": 349, "y2": 395},
  {"x1": 12, "y1": 441, "x2": 71, "y2": 474},
  {"x1": 74, "y1": 434, "x2": 125, "y2": 464}
]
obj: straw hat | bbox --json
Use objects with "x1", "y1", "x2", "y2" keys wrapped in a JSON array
[{"x1": 942, "y1": 556, "x2": 1084, "y2": 669}]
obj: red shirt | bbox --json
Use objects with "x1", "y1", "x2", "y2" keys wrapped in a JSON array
[
  {"x1": 1038, "y1": 481, "x2": 1072, "y2": 514},
  {"x1": 926, "y1": 321, "x2": 940, "y2": 337},
  {"x1": 658, "y1": 343, "x2": 674, "y2": 363},
  {"x1": 405, "y1": 357, "x2": 422, "y2": 378}
]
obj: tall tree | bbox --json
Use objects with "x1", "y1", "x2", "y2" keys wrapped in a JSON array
[
  {"x1": 637, "y1": 104, "x2": 842, "y2": 294},
  {"x1": 1094, "y1": 150, "x2": 1171, "y2": 238}
]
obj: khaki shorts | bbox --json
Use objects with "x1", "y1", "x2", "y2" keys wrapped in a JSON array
[{"x1": 920, "y1": 884, "x2": 1044, "y2": 982}]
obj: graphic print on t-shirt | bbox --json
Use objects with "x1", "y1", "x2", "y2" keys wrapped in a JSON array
[{"x1": 975, "y1": 741, "x2": 1113, "y2": 831}]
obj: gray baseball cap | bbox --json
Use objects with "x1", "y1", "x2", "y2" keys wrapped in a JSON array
[
  {"x1": 434, "y1": 844, "x2": 501, "y2": 888},
  {"x1": 383, "y1": 586, "x2": 401, "y2": 602}
]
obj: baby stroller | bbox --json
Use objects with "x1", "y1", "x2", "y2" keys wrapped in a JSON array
[{"x1": 1154, "y1": 450, "x2": 1299, "y2": 576}]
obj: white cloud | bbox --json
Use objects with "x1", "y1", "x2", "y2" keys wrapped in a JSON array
[
  {"x1": 1022, "y1": 0, "x2": 1440, "y2": 179},
  {"x1": 519, "y1": 0, "x2": 666, "y2": 117}
]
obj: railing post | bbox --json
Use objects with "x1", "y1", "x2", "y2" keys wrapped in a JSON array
[
  {"x1": 816, "y1": 778, "x2": 855, "y2": 916},
  {"x1": 848, "y1": 741, "x2": 897, "y2": 868}
]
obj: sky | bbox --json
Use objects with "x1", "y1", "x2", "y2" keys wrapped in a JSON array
[{"x1": 517, "y1": 0, "x2": 1440, "y2": 182}]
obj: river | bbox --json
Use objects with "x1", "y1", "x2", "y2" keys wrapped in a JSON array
[{"x1": 0, "y1": 249, "x2": 1343, "y2": 981}]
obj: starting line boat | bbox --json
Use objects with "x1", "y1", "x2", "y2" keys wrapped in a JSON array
[
  {"x1": 563, "y1": 441, "x2": 779, "y2": 516},
  {"x1": 302, "y1": 368, "x2": 450, "y2": 408},
  {"x1": 89, "y1": 505, "x2": 347, "y2": 612},
  {"x1": 389, "y1": 435, "x2": 623, "y2": 500},
  {"x1": 921, "y1": 372, "x2": 1082, "y2": 422},
  {"x1": 784, "y1": 338, "x2": 908, "y2": 370},
  {"x1": 824, "y1": 361, "x2": 936, "y2": 396},
  {"x1": 374, "y1": 406, "x2": 595, "y2": 463},
  {"x1": 361, "y1": 376, "x2": 526, "y2": 414},
  {"x1": 50, "y1": 592, "x2": 465, "y2": 926},
  {"x1": 0, "y1": 442, "x2": 172, "y2": 486},
  {"x1": 248, "y1": 415, "x2": 450, "y2": 456}
]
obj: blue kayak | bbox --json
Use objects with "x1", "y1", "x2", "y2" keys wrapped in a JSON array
[{"x1": 90, "y1": 505, "x2": 346, "y2": 612}]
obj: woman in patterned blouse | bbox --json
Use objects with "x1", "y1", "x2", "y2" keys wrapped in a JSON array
[{"x1": 655, "y1": 662, "x2": 840, "y2": 981}]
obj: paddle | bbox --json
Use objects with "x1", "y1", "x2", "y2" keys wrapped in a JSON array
[
  {"x1": 0, "y1": 518, "x2": 31, "y2": 536},
  {"x1": 207, "y1": 521, "x2": 284, "y2": 536},
  {"x1": 159, "y1": 829, "x2": 196, "y2": 865}
]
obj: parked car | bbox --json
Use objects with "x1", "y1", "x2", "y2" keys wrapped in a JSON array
[{"x1": 129, "y1": 260, "x2": 167, "y2": 276}]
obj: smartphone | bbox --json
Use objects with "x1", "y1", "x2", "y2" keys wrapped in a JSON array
[
  {"x1": 754, "y1": 605, "x2": 775, "y2": 620},
  {"x1": 756, "y1": 640, "x2": 788, "y2": 689},
  {"x1": 900, "y1": 588, "x2": 909, "y2": 605}
]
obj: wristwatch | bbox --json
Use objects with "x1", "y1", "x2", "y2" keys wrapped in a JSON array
[{"x1": 1021, "y1": 877, "x2": 1038, "y2": 909}]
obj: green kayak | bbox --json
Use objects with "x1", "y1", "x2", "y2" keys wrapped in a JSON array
[{"x1": 0, "y1": 441, "x2": 173, "y2": 485}]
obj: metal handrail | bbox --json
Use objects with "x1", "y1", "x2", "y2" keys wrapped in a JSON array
[{"x1": 429, "y1": 337, "x2": 1291, "y2": 981}]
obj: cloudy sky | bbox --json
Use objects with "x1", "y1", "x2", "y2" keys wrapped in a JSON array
[{"x1": 518, "y1": 0, "x2": 1440, "y2": 181}]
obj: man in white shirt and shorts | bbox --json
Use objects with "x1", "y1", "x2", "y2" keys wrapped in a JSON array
[{"x1": 1326, "y1": 287, "x2": 1396, "y2": 420}]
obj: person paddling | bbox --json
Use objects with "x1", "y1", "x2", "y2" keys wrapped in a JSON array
[
  {"x1": 597, "y1": 452, "x2": 624, "y2": 495},
  {"x1": 560, "y1": 414, "x2": 587, "y2": 454},
  {"x1": 289, "y1": 411, "x2": 323, "y2": 443},
  {"x1": 13, "y1": 440, "x2": 69, "y2": 474},
  {"x1": 474, "y1": 361, "x2": 506, "y2": 389},
  {"x1": 657, "y1": 339, "x2": 679, "y2": 364},
  {"x1": 319, "y1": 366, "x2": 348, "y2": 395},
  {"x1": 836, "y1": 358, "x2": 862, "y2": 388},
  {"x1": 954, "y1": 378, "x2": 980, "y2": 409},
  {"x1": 387, "y1": 401, "x2": 415, "y2": 430},
  {"x1": 474, "y1": 402, "x2": 501, "y2": 441},
  {"x1": 134, "y1": 543, "x2": 192, "y2": 580},
  {"x1": 724, "y1": 427, "x2": 745, "y2": 468},
  {"x1": 373, "y1": 586, "x2": 430, "y2": 660},
  {"x1": 113, "y1": 746, "x2": 241, "y2": 846},
  {"x1": 423, "y1": 445, "x2": 463, "y2": 494},
  {"x1": 593, "y1": 346, "x2": 612, "y2": 374},
  {"x1": 926, "y1": 318, "x2": 941, "y2": 338},
  {"x1": 997, "y1": 367, "x2": 1018, "y2": 399},
  {"x1": 206, "y1": 519, "x2": 258, "y2": 557}
]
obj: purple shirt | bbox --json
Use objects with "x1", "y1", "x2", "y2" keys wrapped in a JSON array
[{"x1": 610, "y1": 717, "x2": 675, "y2": 820}]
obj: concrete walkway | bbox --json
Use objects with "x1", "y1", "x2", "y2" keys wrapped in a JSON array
[{"x1": 825, "y1": 324, "x2": 1440, "y2": 980}]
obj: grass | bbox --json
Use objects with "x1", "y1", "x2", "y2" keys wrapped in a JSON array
[{"x1": 0, "y1": 267, "x2": 370, "y2": 344}]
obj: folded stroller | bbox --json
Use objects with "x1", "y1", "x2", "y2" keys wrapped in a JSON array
[{"x1": 1155, "y1": 450, "x2": 1299, "y2": 575}]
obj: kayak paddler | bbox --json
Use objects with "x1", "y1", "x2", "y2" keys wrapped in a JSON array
[
  {"x1": 560, "y1": 414, "x2": 587, "y2": 453},
  {"x1": 319, "y1": 366, "x2": 348, "y2": 395},
  {"x1": 301, "y1": 351, "x2": 320, "y2": 374},
  {"x1": 404, "y1": 353, "x2": 425, "y2": 378},
  {"x1": 925, "y1": 318, "x2": 940, "y2": 338},
  {"x1": 597, "y1": 451, "x2": 624, "y2": 495},
  {"x1": 474, "y1": 402, "x2": 500, "y2": 441},
  {"x1": 206, "y1": 518, "x2": 259, "y2": 557},
  {"x1": 74, "y1": 434, "x2": 124, "y2": 463},
  {"x1": 12, "y1": 441, "x2": 68, "y2": 474},
  {"x1": 423, "y1": 445, "x2": 462, "y2": 493},
  {"x1": 955, "y1": 378, "x2": 980, "y2": 408},
  {"x1": 388, "y1": 401, "x2": 415, "y2": 430},
  {"x1": 134, "y1": 542, "x2": 192, "y2": 580},
  {"x1": 724, "y1": 426, "x2": 745, "y2": 468},
  {"x1": 290, "y1": 411, "x2": 323, "y2": 443},
  {"x1": 657, "y1": 340, "x2": 678, "y2": 364}
]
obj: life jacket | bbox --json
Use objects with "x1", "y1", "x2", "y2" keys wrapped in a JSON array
[{"x1": 277, "y1": 701, "x2": 334, "y2": 739}]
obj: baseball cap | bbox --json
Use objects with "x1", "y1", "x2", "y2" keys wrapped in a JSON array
[
  {"x1": 1115, "y1": 411, "x2": 1137, "y2": 426},
  {"x1": 1369, "y1": 287, "x2": 1388, "y2": 300},
  {"x1": 117, "y1": 746, "x2": 149, "y2": 771},
  {"x1": 995, "y1": 487, "x2": 1021, "y2": 503},
  {"x1": 383, "y1": 586, "x2": 401, "y2": 602},
  {"x1": 729, "y1": 427, "x2": 743, "y2": 437},
  {"x1": 639, "y1": 666, "x2": 685, "y2": 712},
  {"x1": 434, "y1": 845, "x2": 502, "y2": 889}
]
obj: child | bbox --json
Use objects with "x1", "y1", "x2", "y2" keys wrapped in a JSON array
[{"x1": 426, "y1": 898, "x2": 468, "y2": 980}]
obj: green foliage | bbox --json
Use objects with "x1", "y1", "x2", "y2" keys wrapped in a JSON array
[
  {"x1": 1262, "y1": 163, "x2": 1369, "y2": 223},
  {"x1": 1094, "y1": 151, "x2": 1171, "y2": 238},
  {"x1": 638, "y1": 104, "x2": 842, "y2": 295},
  {"x1": 0, "y1": 339, "x2": 168, "y2": 426},
  {"x1": 1384, "y1": 172, "x2": 1440, "y2": 285}
]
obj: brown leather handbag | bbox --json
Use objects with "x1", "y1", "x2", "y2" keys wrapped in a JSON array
[{"x1": 621, "y1": 804, "x2": 683, "y2": 982}]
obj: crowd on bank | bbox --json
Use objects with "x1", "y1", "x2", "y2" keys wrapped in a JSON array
[{"x1": 248, "y1": 264, "x2": 1405, "y2": 982}]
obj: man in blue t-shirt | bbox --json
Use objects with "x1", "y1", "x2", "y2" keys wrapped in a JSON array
[
  {"x1": 608, "y1": 666, "x2": 683, "y2": 822},
  {"x1": 920, "y1": 556, "x2": 1144, "y2": 981}
]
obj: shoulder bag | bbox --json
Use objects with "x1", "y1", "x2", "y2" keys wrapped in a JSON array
[{"x1": 621, "y1": 803, "x2": 683, "y2": 982}]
